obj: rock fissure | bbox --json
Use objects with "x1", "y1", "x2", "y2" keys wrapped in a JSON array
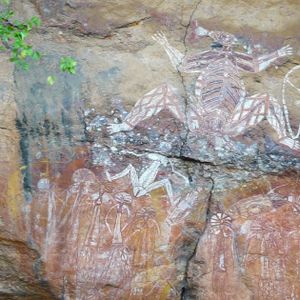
[
  {"x1": 101, "y1": 142, "x2": 300, "y2": 175},
  {"x1": 114, "y1": 16, "x2": 152, "y2": 31},
  {"x1": 0, "y1": 126, "x2": 13, "y2": 131},
  {"x1": 180, "y1": 175, "x2": 214, "y2": 300},
  {"x1": 44, "y1": 16, "x2": 152, "y2": 39},
  {"x1": 177, "y1": 0, "x2": 201, "y2": 160}
]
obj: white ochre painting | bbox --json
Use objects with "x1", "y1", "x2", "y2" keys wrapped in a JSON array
[
  {"x1": 26, "y1": 22, "x2": 300, "y2": 300},
  {"x1": 108, "y1": 23, "x2": 300, "y2": 152}
]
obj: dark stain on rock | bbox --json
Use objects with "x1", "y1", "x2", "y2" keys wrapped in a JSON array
[
  {"x1": 16, "y1": 114, "x2": 32, "y2": 194},
  {"x1": 61, "y1": 110, "x2": 73, "y2": 142},
  {"x1": 43, "y1": 119, "x2": 51, "y2": 137}
]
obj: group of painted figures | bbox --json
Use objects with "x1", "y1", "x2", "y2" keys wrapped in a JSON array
[
  {"x1": 33, "y1": 162, "x2": 300, "y2": 299},
  {"x1": 203, "y1": 189, "x2": 300, "y2": 300},
  {"x1": 30, "y1": 23, "x2": 300, "y2": 299},
  {"x1": 33, "y1": 159, "x2": 203, "y2": 299}
]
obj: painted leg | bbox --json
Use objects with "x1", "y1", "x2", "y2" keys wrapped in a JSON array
[
  {"x1": 139, "y1": 161, "x2": 161, "y2": 188},
  {"x1": 108, "y1": 83, "x2": 185, "y2": 134},
  {"x1": 224, "y1": 93, "x2": 267, "y2": 136},
  {"x1": 187, "y1": 95, "x2": 205, "y2": 132},
  {"x1": 225, "y1": 93, "x2": 300, "y2": 151},
  {"x1": 267, "y1": 96, "x2": 300, "y2": 150},
  {"x1": 106, "y1": 164, "x2": 141, "y2": 196},
  {"x1": 138, "y1": 178, "x2": 174, "y2": 203},
  {"x1": 105, "y1": 164, "x2": 136, "y2": 181}
]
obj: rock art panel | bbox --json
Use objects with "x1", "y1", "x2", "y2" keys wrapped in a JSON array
[
  {"x1": 28, "y1": 148, "x2": 211, "y2": 299},
  {"x1": 107, "y1": 25, "x2": 300, "y2": 164},
  {"x1": 23, "y1": 21, "x2": 300, "y2": 299},
  {"x1": 1, "y1": 0, "x2": 300, "y2": 298},
  {"x1": 188, "y1": 177, "x2": 300, "y2": 300}
]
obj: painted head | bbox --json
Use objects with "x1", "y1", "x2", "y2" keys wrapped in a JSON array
[
  {"x1": 195, "y1": 26, "x2": 209, "y2": 37},
  {"x1": 194, "y1": 24, "x2": 238, "y2": 49}
]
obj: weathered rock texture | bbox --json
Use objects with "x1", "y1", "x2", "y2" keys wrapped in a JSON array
[{"x1": 1, "y1": 0, "x2": 300, "y2": 299}]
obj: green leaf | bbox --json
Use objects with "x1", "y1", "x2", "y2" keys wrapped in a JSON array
[
  {"x1": 32, "y1": 50, "x2": 41, "y2": 60},
  {"x1": 60, "y1": 56, "x2": 77, "y2": 74},
  {"x1": 47, "y1": 75, "x2": 56, "y2": 86},
  {"x1": 0, "y1": 10, "x2": 13, "y2": 19},
  {"x1": 1, "y1": 0, "x2": 11, "y2": 5},
  {"x1": 20, "y1": 49, "x2": 28, "y2": 58},
  {"x1": 30, "y1": 16, "x2": 41, "y2": 27},
  {"x1": 16, "y1": 60, "x2": 29, "y2": 70},
  {"x1": 2, "y1": 35, "x2": 8, "y2": 43},
  {"x1": 0, "y1": 9, "x2": 45, "y2": 71},
  {"x1": 15, "y1": 31, "x2": 27, "y2": 40}
]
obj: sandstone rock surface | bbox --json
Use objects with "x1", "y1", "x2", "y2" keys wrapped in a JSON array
[{"x1": 1, "y1": 0, "x2": 300, "y2": 299}]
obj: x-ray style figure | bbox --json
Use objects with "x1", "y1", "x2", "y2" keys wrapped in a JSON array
[
  {"x1": 167, "y1": 188, "x2": 201, "y2": 225},
  {"x1": 108, "y1": 23, "x2": 300, "y2": 151},
  {"x1": 223, "y1": 187, "x2": 300, "y2": 300},
  {"x1": 105, "y1": 192, "x2": 132, "y2": 244},
  {"x1": 125, "y1": 207, "x2": 161, "y2": 270},
  {"x1": 106, "y1": 151, "x2": 188, "y2": 203},
  {"x1": 241, "y1": 213, "x2": 288, "y2": 299},
  {"x1": 100, "y1": 192, "x2": 133, "y2": 287},
  {"x1": 209, "y1": 213, "x2": 238, "y2": 300}
]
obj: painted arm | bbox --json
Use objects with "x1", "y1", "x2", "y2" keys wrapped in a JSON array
[
  {"x1": 152, "y1": 31, "x2": 185, "y2": 71},
  {"x1": 105, "y1": 205, "x2": 116, "y2": 234},
  {"x1": 236, "y1": 45, "x2": 293, "y2": 73},
  {"x1": 255, "y1": 45, "x2": 293, "y2": 71},
  {"x1": 153, "y1": 31, "x2": 211, "y2": 73}
]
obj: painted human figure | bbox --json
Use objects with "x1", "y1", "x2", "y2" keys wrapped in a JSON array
[
  {"x1": 63, "y1": 169, "x2": 100, "y2": 249},
  {"x1": 287, "y1": 223, "x2": 300, "y2": 298},
  {"x1": 229, "y1": 190, "x2": 300, "y2": 299},
  {"x1": 106, "y1": 152, "x2": 188, "y2": 203},
  {"x1": 100, "y1": 192, "x2": 133, "y2": 287},
  {"x1": 76, "y1": 195, "x2": 103, "y2": 289},
  {"x1": 125, "y1": 207, "x2": 161, "y2": 271},
  {"x1": 34, "y1": 178, "x2": 57, "y2": 259},
  {"x1": 58, "y1": 169, "x2": 102, "y2": 298},
  {"x1": 108, "y1": 24, "x2": 300, "y2": 150},
  {"x1": 243, "y1": 214, "x2": 287, "y2": 299},
  {"x1": 209, "y1": 213, "x2": 238, "y2": 300}
]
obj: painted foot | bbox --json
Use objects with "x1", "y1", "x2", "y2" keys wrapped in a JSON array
[
  {"x1": 278, "y1": 137, "x2": 300, "y2": 151},
  {"x1": 107, "y1": 122, "x2": 132, "y2": 134}
]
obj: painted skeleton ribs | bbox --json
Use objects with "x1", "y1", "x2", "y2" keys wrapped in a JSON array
[{"x1": 108, "y1": 25, "x2": 300, "y2": 151}]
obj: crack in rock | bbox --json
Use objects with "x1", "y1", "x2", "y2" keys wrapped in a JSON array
[
  {"x1": 45, "y1": 16, "x2": 152, "y2": 39},
  {"x1": 180, "y1": 175, "x2": 214, "y2": 300},
  {"x1": 175, "y1": 0, "x2": 202, "y2": 157}
]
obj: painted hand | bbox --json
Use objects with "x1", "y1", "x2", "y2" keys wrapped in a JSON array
[
  {"x1": 107, "y1": 123, "x2": 132, "y2": 134},
  {"x1": 189, "y1": 120, "x2": 200, "y2": 130},
  {"x1": 152, "y1": 31, "x2": 169, "y2": 46},
  {"x1": 277, "y1": 45, "x2": 293, "y2": 58}
]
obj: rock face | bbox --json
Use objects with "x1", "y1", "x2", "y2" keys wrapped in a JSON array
[{"x1": 1, "y1": 0, "x2": 300, "y2": 299}]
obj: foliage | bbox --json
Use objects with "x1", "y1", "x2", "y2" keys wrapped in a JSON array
[
  {"x1": 47, "y1": 75, "x2": 56, "y2": 86},
  {"x1": 0, "y1": 0, "x2": 77, "y2": 83},
  {"x1": 0, "y1": 9, "x2": 41, "y2": 70},
  {"x1": 0, "y1": 0, "x2": 10, "y2": 5},
  {"x1": 60, "y1": 56, "x2": 77, "y2": 74}
]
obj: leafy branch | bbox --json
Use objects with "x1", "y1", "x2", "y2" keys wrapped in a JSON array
[{"x1": 0, "y1": 0, "x2": 77, "y2": 84}]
